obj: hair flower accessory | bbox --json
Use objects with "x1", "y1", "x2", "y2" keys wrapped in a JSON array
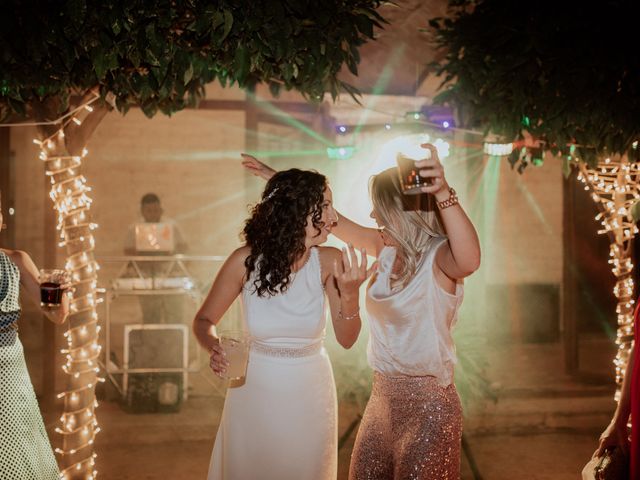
[{"x1": 263, "y1": 187, "x2": 279, "y2": 202}]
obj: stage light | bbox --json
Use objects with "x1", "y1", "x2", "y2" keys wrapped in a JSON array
[
  {"x1": 327, "y1": 145, "x2": 355, "y2": 160},
  {"x1": 421, "y1": 105, "x2": 455, "y2": 131},
  {"x1": 530, "y1": 146, "x2": 544, "y2": 166},
  {"x1": 433, "y1": 138, "x2": 451, "y2": 159},
  {"x1": 337, "y1": 125, "x2": 347, "y2": 134},
  {"x1": 483, "y1": 142, "x2": 514, "y2": 156}
]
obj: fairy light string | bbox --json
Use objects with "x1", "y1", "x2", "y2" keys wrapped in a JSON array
[
  {"x1": 576, "y1": 155, "x2": 638, "y2": 397},
  {"x1": 35, "y1": 96, "x2": 103, "y2": 480}
]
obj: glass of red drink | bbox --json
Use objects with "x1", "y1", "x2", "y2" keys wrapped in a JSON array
[{"x1": 39, "y1": 269, "x2": 67, "y2": 307}]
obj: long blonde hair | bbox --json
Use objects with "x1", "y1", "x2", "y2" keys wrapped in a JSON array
[{"x1": 370, "y1": 167, "x2": 446, "y2": 288}]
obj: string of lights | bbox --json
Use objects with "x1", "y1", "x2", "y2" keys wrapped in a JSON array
[
  {"x1": 577, "y1": 157, "x2": 639, "y2": 396},
  {"x1": 33, "y1": 95, "x2": 103, "y2": 479}
]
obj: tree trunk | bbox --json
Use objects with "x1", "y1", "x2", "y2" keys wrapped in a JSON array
[
  {"x1": 33, "y1": 92, "x2": 108, "y2": 480},
  {"x1": 577, "y1": 155, "x2": 637, "y2": 393}
]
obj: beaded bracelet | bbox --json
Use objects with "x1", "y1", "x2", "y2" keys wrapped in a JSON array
[
  {"x1": 437, "y1": 187, "x2": 459, "y2": 210},
  {"x1": 339, "y1": 310, "x2": 360, "y2": 321}
]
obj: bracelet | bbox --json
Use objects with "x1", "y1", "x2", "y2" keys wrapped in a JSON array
[
  {"x1": 437, "y1": 187, "x2": 459, "y2": 210},
  {"x1": 338, "y1": 310, "x2": 360, "y2": 321}
]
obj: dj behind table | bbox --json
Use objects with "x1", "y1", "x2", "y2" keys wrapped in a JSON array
[
  {"x1": 123, "y1": 193, "x2": 189, "y2": 325},
  {"x1": 103, "y1": 193, "x2": 203, "y2": 412}
]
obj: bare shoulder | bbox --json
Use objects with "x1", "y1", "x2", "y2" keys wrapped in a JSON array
[
  {"x1": 316, "y1": 246, "x2": 341, "y2": 282},
  {"x1": 207, "y1": 246, "x2": 251, "y2": 292},
  {"x1": 222, "y1": 246, "x2": 251, "y2": 276},
  {"x1": 1, "y1": 248, "x2": 32, "y2": 268},
  {"x1": 317, "y1": 246, "x2": 341, "y2": 264},
  {"x1": 228, "y1": 245, "x2": 251, "y2": 264}
]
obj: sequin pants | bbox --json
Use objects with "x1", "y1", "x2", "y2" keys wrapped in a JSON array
[{"x1": 349, "y1": 372, "x2": 462, "y2": 480}]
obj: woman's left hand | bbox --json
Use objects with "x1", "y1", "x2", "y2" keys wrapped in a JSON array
[
  {"x1": 333, "y1": 244, "x2": 376, "y2": 297},
  {"x1": 416, "y1": 143, "x2": 449, "y2": 196}
]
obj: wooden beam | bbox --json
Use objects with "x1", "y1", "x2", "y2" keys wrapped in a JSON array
[
  {"x1": 195, "y1": 99, "x2": 321, "y2": 115},
  {"x1": 256, "y1": 112, "x2": 314, "y2": 129},
  {"x1": 0, "y1": 128, "x2": 14, "y2": 248},
  {"x1": 562, "y1": 170, "x2": 579, "y2": 374}
]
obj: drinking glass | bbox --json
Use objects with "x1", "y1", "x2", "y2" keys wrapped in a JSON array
[
  {"x1": 218, "y1": 331, "x2": 250, "y2": 381},
  {"x1": 39, "y1": 269, "x2": 67, "y2": 307}
]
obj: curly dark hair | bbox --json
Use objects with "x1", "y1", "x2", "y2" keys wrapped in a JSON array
[{"x1": 243, "y1": 169, "x2": 328, "y2": 297}]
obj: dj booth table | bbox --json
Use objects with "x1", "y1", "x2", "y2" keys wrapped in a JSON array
[{"x1": 99, "y1": 255, "x2": 227, "y2": 411}]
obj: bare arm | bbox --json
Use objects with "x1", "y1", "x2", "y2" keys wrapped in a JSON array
[
  {"x1": 417, "y1": 144, "x2": 481, "y2": 280},
  {"x1": 330, "y1": 216, "x2": 383, "y2": 257},
  {"x1": 241, "y1": 153, "x2": 383, "y2": 255},
  {"x1": 192, "y1": 247, "x2": 247, "y2": 374},
  {"x1": 320, "y1": 245, "x2": 375, "y2": 349},
  {"x1": 9, "y1": 250, "x2": 69, "y2": 325},
  {"x1": 595, "y1": 344, "x2": 634, "y2": 457}
]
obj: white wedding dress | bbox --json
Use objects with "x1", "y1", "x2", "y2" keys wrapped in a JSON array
[{"x1": 208, "y1": 247, "x2": 337, "y2": 480}]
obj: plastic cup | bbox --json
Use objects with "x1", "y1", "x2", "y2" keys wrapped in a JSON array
[{"x1": 218, "y1": 331, "x2": 250, "y2": 381}]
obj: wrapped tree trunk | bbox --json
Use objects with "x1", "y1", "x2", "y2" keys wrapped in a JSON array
[
  {"x1": 577, "y1": 155, "x2": 637, "y2": 394},
  {"x1": 34, "y1": 95, "x2": 108, "y2": 480}
]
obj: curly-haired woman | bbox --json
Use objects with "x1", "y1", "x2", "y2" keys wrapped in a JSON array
[
  {"x1": 243, "y1": 144, "x2": 481, "y2": 479},
  {"x1": 193, "y1": 169, "x2": 374, "y2": 480}
]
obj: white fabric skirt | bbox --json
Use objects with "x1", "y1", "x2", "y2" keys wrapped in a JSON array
[{"x1": 208, "y1": 347, "x2": 337, "y2": 480}]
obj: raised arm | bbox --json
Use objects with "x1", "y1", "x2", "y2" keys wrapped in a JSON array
[
  {"x1": 320, "y1": 244, "x2": 375, "y2": 349},
  {"x1": 192, "y1": 246, "x2": 247, "y2": 375},
  {"x1": 417, "y1": 144, "x2": 481, "y2": 280},
  {"x1": 329, "y1": 215, "x2": 382, "y2": 256},
  {"x1": 241, "y1": 153, "x2": 383, "y2": 255}
]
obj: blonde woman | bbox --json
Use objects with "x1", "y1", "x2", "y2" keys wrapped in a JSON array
[{"x1": 242, "y1": 144, "x2": 480, "y2": 479}]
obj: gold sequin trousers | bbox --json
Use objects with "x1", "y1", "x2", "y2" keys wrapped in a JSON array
[{"x1": 349, "y1": 372, "x2": 462, "y2": 480}]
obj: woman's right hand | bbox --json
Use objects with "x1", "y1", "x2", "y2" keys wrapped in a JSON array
[
  {"x1": 208, "y1": 338, "x2": 229, "y2": 377},
  {"x1": 594, "y1": 418, "x2": 629, "y2": 458},
  {"x1": 241, "y1": 153, "x2": 276, "y2": 181}
]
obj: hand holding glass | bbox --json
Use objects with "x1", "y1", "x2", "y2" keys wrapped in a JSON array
[
  {"x1": 218, "y1": 331, "x2": 250, "y2": 381},
  {"x1": 397, "y1": 148, "x2": 433, "y2": 195},
  {"x1": 39, "y1": 269, "x2": 68, "y2": 308}
]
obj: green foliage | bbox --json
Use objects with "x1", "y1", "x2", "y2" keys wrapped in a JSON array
[
  {"x1": 0, "y1": 0, "x2": 384, "y2": 120},
  {"x1": 429, "y1": 0, "x2": 640, "y2": 168}
]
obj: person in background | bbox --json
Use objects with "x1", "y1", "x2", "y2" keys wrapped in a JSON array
[
  {"x1": 124, "y1": 192, "x2": 187, "y2": 324},
  {"x1": 0, "y1": 190, "x2": 70, "y2": 479}
]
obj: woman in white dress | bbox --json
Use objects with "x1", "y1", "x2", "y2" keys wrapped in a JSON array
[
  {"x1": 193, "y1": 168, "x2": 374, "y2": 480},
  {"x1": 243, "y1": 144, "x2": 481, "y2": 479}
]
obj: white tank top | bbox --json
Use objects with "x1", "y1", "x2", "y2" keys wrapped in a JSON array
[
  {"x1": 241, "y1": 247, "x2": 326, "y2": 347},
  {"x1": 365, "y1": 237, "x2": 463, "y2": 386}
]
